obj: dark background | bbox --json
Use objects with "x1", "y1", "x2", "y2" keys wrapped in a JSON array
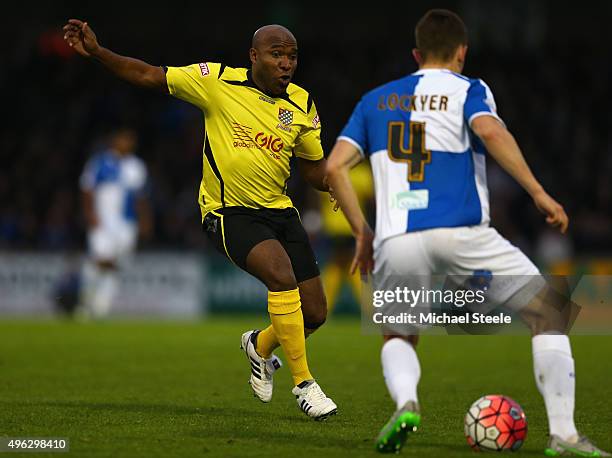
[{"x1": 1, "y1": 1, "x2": 610, "y2": 264}]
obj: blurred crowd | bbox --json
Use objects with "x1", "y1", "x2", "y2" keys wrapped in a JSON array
[{"x1": 1, "y1": 2, "x2": 610, "y2": 265}]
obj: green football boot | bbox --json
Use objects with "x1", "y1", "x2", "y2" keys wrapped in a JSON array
[
  {"x1": 375, "y1": 401, "x2": 421, "y2": 454},
  {"x1": 545, "y1": 434, "x2": 611, "y2": 457}
]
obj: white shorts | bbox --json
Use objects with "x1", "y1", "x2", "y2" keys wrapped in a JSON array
[
  {"x1": 372, "y1": 225, "x2": 545, "y2": 331},
  {"x1": 88, "y1": 224, "x2": 137, "y2": 262},
  {"x1": 374, "y1": 225, "x2": 539, "y2": 277}
]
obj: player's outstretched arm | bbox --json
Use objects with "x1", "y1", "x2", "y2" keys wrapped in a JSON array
[
  {"x1": 326, "y1": 140, "x2": 375, "y2": 275},
  {"x1": 472, "y1": 115, "x2": 569, "y2": 233},
  {"x1": 63, "y1": 19, "x2": 168, "y2": 93}
]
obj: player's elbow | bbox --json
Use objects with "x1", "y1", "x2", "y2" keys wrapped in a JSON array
[
  {"x1": 140, "y1": 66, "x2": 167, "y2": 93},
  {"x1": 472, "y1": 116, "x2": 506, "y2": 144},
  {"x1": 325, "y1": 161, "x2": 340, "y2": 181},
  {"x1": 325, "y1": 154, "x2": 347, "y2": 182},
  {"x1": 478, "y1": 127, "x2": 505, "y2": 145},
  {"x1": 327, "y1": 140, "x2": 362, "y2": 182}
]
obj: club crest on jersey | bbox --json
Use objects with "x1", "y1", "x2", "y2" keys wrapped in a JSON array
[
  {"x1": 198, "y1": 62, "x2": 210, "y2": 76},
  {"x1": 312, "y1": 114, "x2": 320, "y2": 129},
  {"x1": 278, "y1": 108, "x2": 293, "y2": 126}
]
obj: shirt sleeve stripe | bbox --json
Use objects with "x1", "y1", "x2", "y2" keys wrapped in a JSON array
[
  {"x1": 337, "y1": 135, "x2": 365, "y2": 157},
  {"x1": 468, "y1": 111, "x2": 505, "y2": 128}
]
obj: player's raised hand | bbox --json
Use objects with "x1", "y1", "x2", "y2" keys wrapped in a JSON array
[
  {"x1": 63, "y1": 19, "x2": 100, "y2": 58},
  {"x1": 532, "y1": 190, "x2": 569, "y2": 233},
  {"x1": 350, "y1": 225, "x2": 375, "y2": 276}
]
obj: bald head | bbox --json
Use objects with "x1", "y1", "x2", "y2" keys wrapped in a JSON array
[
  {"x1": 252, "y1": 24, "x2": 296, "y2": 49},
  {"x1": 249, "y1": 24, "x2": 298, "y2": 97}
]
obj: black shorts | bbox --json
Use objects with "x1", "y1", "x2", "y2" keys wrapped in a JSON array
[{"x1": 202, "y1": 207, "x2": 320, "y2": 283}]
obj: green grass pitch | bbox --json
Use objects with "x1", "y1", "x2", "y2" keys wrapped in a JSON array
[{"x1": 1, "y1": 317, "x2": 610, "y2": 457}]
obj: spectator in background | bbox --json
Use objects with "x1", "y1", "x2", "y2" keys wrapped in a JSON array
[{"x1": 79, "y1": 128, "x2": 152, "y2": 318}]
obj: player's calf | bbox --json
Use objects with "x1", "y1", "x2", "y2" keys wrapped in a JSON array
[{"x1": 299, "y1": 276, "x2": 328, "y2": 336}]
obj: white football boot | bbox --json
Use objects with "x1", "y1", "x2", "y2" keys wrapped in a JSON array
[
  {"x1": 240, "y1": 330, "x2": 282, "y2": 403},
  {"x1": 291, "y1": 380, "x2": 338, "y2": 421}
]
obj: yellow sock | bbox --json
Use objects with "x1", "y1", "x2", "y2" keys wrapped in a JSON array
[
  {"x1": 257, "y1": 323, "x2": 319, "y2": 358},
  {"x1": 256, "y1": 326, "x2": 278, "y2": 359},
  {"x1": 268, "y1": 288, "x2": 313, "y2": 386}
]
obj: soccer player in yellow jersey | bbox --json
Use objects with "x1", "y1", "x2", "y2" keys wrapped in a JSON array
[{"x1": 63, "y1": 19, "x2": 337, "y2": 420}]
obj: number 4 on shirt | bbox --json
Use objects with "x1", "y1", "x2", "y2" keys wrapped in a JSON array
[{"x1": 387, "y1": 121, "x2": 431, "y2": 182}]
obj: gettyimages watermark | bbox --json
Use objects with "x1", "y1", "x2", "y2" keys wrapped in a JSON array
[{"x1": 360, "y1": 274, "x2": 612, "y2": 335}]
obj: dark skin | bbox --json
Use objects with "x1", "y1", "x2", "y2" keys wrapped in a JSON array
[
  {"x1": 246, "y1": 239, "x2": 327, "y2": 328},
  {"x1": 64, "y1": 20, "x2": 331, "y2": 330},
  {"x1": 250, "y1": 25, "x2": 297, "y2": 98}
]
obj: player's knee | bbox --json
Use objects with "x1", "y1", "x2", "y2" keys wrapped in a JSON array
[
  {"x1": 264, "y1": 270, "x2": 297, "y2": 292},
  {"x1": 406, "y1": 334, "x2": 419, "y2": 347},
  {"x1": 383, "y1": 334, "x2": 419, "y2": 348},
  {"x1": 523, "y1": 314, "x2": 567, "y2": 336},
  {"x1": 520, "y1": 284, "x2": 574, "y2": 336},
  {"x1": 303, "y1": 297, "x2": 327, "y2": 330},
  {"x1": 253, "y1": 253, "x2": 296, "y2": 291},
  {"x1": 267, "y1": 278, "x2": 297, "y2": 292},
  {"x1": 305, "y1": 315, "x2": 326, "y2": 331},
  {"x1": 246, "y1": 243, "x2": 297, "y2": 291},
  {"x1": 96, "y1": 259, "x2": 117, "y2": 271},
  {"x1": 304, "y1": 310, "x2": 327, "y2": 331}
]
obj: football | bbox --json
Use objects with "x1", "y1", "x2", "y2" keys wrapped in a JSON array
[{"x1": 464, "y1": 395, "x2": 527, "y2": 451}]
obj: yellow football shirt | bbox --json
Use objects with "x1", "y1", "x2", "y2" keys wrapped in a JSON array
[{"x1": 165, "y1": 62, "x2": 324, "y2": 219}]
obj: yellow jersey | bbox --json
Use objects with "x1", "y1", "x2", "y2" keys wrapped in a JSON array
[{"x1": 165, "y1": 62, "x2": 324, "y2": 219}]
